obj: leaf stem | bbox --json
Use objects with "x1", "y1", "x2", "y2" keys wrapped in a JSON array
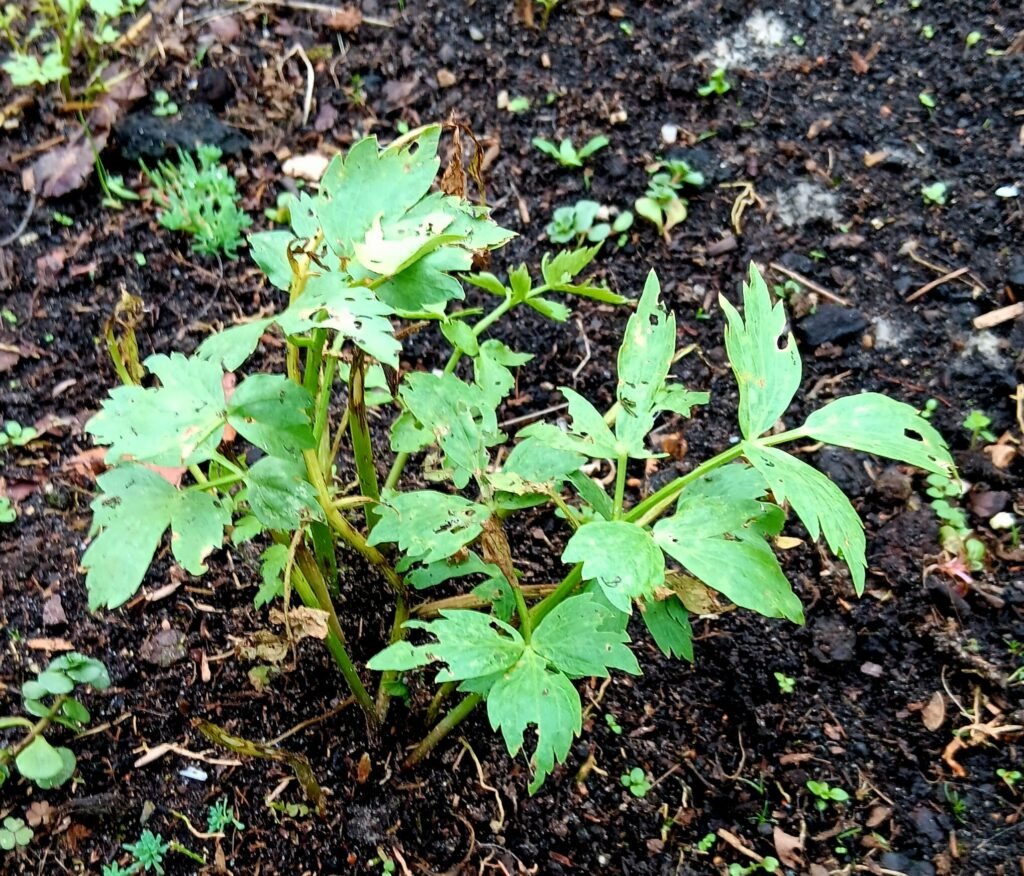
[
  {"x1": 0, "y1": 695, "x2": 67, "y2": 773},
  {"x1": 404, "y1": 693, "x2": 482, "y2": 769},
  {"x1": 613, "y1": 453, "x2": 628, "y2": 518},
  {"x1": 289, "y1": 549, "x2": 378, "y2": 729},
  {"x1": 301, "y1": 449, "x2": 405, "y2": 597},
  {"x1": 411, "y1": 584, "x2": 558, "y2": 618},
  {"x1": 347, "y1": 354, "x2": 381, "y2": 530}
]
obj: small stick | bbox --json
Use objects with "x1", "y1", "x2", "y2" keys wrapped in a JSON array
[
  {"x1": 717, "y1": 828, "x2": 765, "y2": 863},
  {"x1": 905, "y1": 266, "x2": 969, "y2": 303},
  {"x1": 280, "y1": 43, "x2": 315, "y2": 127},
  {"x1": 240, "y1": 0, "x2": 392, "y2": 27},
  {"x1": 973, "y1": 301, "x2": 1024, "y2": 330},
  {"x1": 768, "y1": 262, "x2": 850, "y2": 306}
]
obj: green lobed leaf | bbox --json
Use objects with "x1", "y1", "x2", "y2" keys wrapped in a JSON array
[
  {"x1": 525, "y1": 296, "x2": 571, "y2": 322},
  {"x1": 87, "y1": 353, "x2": 227, "y2": 467},
  {"x1": 405, "y1": 552, "x2": 501, "y2": 590},
  {"x1": 441, "y1": 318, "x2": 479, "y2": 356},
  {"x1": 521, "y1": 387, "x2": 623, "y2": 460},
  {"x1": 367, "y1": 490, "x2": 491, "y2": 565},
  {"x1": 396, "y1": 372, "x2": 502, "y2": 488},
  {"x1": 32, "y1": 746, "x2": 76, "y2": 789},
  {"x1": 243, "y1": 455, "x2": 323, "y2": 531},
  {"x1": 84, "y1": 465, "x2": 230, "y2": 610},
  {"x1": 49, "y1": 653, "x2": 110, "y2": 688},
  {"x1": 196, "y1": 317, "x2": 276, "y2": 372},
  {"x1": 318, "y1": 127, "x2": 442, "y2": 258},
  {"x1": 486, "y1": 648, "x2": 581, "y2": 794},
  {"x1": 540, "y1": 245, "x2": 602, "y2": 290},
  {"x1": 280, "y1": 271, "x2": 400, "y2": 366},
  {"x1": 744, "y1": 443, "x2": 867, "y2": 594},
  {"x1": 367, "y1": 610, "x2": 524, "y2": 681},
  {"x1": 653, "y1": 493, "x2": 803, "y2": 623},
  {"x1": 562, "y1": 520, "x2": 665, "y2": 613},
  {"x1": 503, "y1": 437, "x2": 584, "y2": 483},
  {"x1": 720, "y1": 263, "x2": 802, "y2": 439},
  {"x1": 532, "y1": 593, "x2": 640, "y2": 677},
  {"x1": 226, "y1": 373, "x2": 315, "y2": 458},
  {"x1": 473, "y1": 339, "x2": 532, "y2": 408},
  {"x1": 616, "y1": 270, "x2": 676, "y2": 450},
  {"x1": 640, "y1": 597, "x2": 693, "y2": 661},
  {"x1": 800, "y1": 393, "x2": 953, "y2": 476},
  {"x1": 247, "y1": 230, "x2": 295, "y2": 290},
  {"x1": 255, "y1": 543, "x2": 289, "y2": 608}
]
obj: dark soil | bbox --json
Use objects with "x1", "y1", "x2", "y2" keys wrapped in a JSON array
[{"x1": 2, "y1": 1, "x2": 1023, "y2": 874}]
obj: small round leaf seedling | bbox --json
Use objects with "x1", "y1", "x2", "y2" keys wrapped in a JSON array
[{"x1": 620, "y1": 766, "x2": 652, "y2": 797}]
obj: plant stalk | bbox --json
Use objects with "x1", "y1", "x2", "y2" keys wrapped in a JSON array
[
  {"x1": 347, "y1": 353, "x2": 381, "y2": 530},
  {"x1": 404, "y1": 694, "x2": 482, "y2": 769}
]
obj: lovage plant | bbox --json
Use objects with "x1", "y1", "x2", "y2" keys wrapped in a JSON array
[{"x1": 83, "y1": 125, "x2": 953, "y2": 796}]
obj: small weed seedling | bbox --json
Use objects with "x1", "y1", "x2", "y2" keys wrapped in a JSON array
[
  {"x1": 0, "y1": 816, "x2": 32, "y2": 851},
  {"x1": 119, "y1": 830, "x2": 170, "y2": 874},
  {"x1": 919, "y1": 92, "x2": 937, "y2": 110},
  {"x1": 695, "y1": 832, "x2": 717, "y2": 854},
  {"x1": 965, "y1": 31, "x2": 982, "y2": 48},
  {"x1": 621, "y1": 766, "x2": 652, "y2": 797},
  {"x1": 83, "y1": 125, "x2": 954, "y2": 798},
  {"x1": 0, "y1": 420, "x2": 38, "y2": 450},
  {"x1": 546, "y1": 200, "x2": 632, "y2": 246},
  {"x1": 698, "y1": 67, "x2": 731, "y2": 97},
  {"x1": 151, "y1": 89, "x2": 178, "y2": 117},
  {"x1": 0, "y1": 653, "x2": 110, "y2": 790},
  {"x1": 806, "y1": 779, "x2": 849, "y2": 811},
  {"x1": 0, "y1": 0, "x2": 145, "y2": 97},
  {"x1": 142, "y1": 145, "x2": 252, "y2": 258},
  {"x1": 604, "y1": 712, "x2": 623, "y2": 735},
  {"x1": 635, "y1": 158, "x2": 705, "y2": 239},
  {"x1": 921, "y1": 181, "x2": 948, "y2": 206},
  {"x1": 728, "y1": 857, "x2": 779, "y2": 875},
  {"x1": 0, "y1": 496, "x2": 15, "y2": 524},
  {"x1": 774, "y1": 671, "x2": 795, "y2": 694},
  {"x1": 207, "y1": 796, "x2": 244, "y2": 833},
  {"x1": 532, "y1": 134, "x2": 609, "y2": 169},
  {"x1": 962, "y1": 409, "x2": 996, "y2": 446},
  {"x1": 997, "y1": 768, "x2": 1021, "y2": 792},
  {"x1": 944, "y1": 784, "x2": 968, "y2": 823},
  {"x1": 535, "y1": 0, "x2": 561, "y2": 29}
]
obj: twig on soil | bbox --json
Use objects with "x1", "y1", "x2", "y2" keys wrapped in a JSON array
[
  {"x1": 716, "y1": 828, "x2": 766, "y2": 863},
  {"x1": 768, "y1": 262, "x2": 850, "y2": 306},
  {"x1": 241, "y1": 0, "x2": 392, "y2": 27},
  {"x1": 499, "y1": 402, "x2": 568, "y2": 429},
  {"x1": 0, "y1": 190, "x2": 37, "y2": 249},
  {"x1": 458, "y1": 738, "x2": 506, "y2": 833},
  {"x1": 267, "y1": 697, "x2": 355, "y2": 746},
  {"x1": 279, "y1": 42, "x2": 315, "y2": 127},
  {"x1": 973, "y1": 301, "x2": 1024, "y2": 330},
  {"x1": 902, "y1": 240, "x2": 986, "y2": 294},
  {"x1": 905, "y1": 266, "x2": 969, "y2": 303},
  {"x1": 572, "y1": 316, "x2": 591, "y2": 383}
]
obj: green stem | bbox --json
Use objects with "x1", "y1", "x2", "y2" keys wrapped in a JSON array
[
  {"x1": 613, "y1": 453, "x2": 628, "y2": 518},
  {"x1": 185, "y1": 472, "x2": 243, "y2": 493},
  {"x1": 0, "y1": 717, "x2": 33, "y2": 731},
  {"x1": 404, "y1": 694, "x2": 482, "y2": 769},
  {"x1": 347, "y1": 355, "x2": 381, "y2": 530},
  {"x1": 303, "y1": 329, "x2": 327, "y2": 398},
  {"x1": 0, "y1": 695, "x2": 67, "y2": 771},
  {"x1": 290, "y1": 550, "x2": 378, "y2": 729},
  {"x1": 425, "y1": 681, "x2": 457, "y2": 725},
  {"x1": 374, "y1": 590, "x2": 408, "y2": 723},
  {"x1": 530, "y1": 565, "x2": 583, "y2": 627},
  {"x1": 383, "y1": 451, "x2": 409, "y2": 492},
  {"x1": 301, "y1": 448, "x2": 404, "y2": 596}
]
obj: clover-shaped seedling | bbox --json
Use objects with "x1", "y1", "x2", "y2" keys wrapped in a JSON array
[
  {"x1": 0, "y1": 817, "x2": 33, "y2": 851},
  {"x1": 806, "y1": 779, "x2": 849, "y2": 811},
  {"x1": 620, "y1": 766, "x2": 652, "y2": 797},
  {"x1": 532, "y1": 135, "x2": 609, "y2": 168},
  {"x1": 0, "y1": 420, "x2": 39, "y2": 450}
]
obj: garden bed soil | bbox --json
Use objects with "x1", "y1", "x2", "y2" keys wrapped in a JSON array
[{"x1": 1, "y1": 0, "x2": 1023, "y2": 873}]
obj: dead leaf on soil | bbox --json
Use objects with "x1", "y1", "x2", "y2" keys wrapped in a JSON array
[
  {"x1": 30, "y1": 140, "x2": 96, "y2": 198},
  {"x1": 922, "y1": 691, "x2": 946, "y2": 731},
  {"x1": 64, "y1": 447, "x2": 107, "y2": 482},
  {"x1": 269, "y1": 606, "x2": 329, "y2": 641},
  {"x1": 772, "y1": 826, "x2": 804, "y2": 869},
  {"x1": 865, "y1": 805, "x2": 892, "y2": 828},
  {"x1": 661, "y1": 571, "x2": 721, "y2": 615},
  {"x1": 282, "y1": 152, "x2": 330, "y2": 181},
  {"x1": 236, "y1": 630, "x2": 289, "y2": 665},
  {"x1": 0, "y1": 345, "x2": 21, "y2": 373},
  {"x1": 324, "y1": 5, "x2": 362, "y2": 32}
]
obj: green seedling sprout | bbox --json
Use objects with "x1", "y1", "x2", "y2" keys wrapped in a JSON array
[
  {"x1": 962, "y1": 409, "x2": 996, "y2": 446},
  {"x1": 921, "y1": 181, "x2": 948, "y2": 206},
  {"x1": 620, "y1": 766, "x2": 652, "y2": 797},
  {"x1": 0, "y1": 496, "x2": 15, "y2": 524},
  {"x1": 151, "y1": 88, "x2": 178, "y2": 117},
  {"x1": 0, "y1": 817, "x2": 32, "y2": 851},
  {"x1": 207, "y1": 796, "x2": 244, "y2": 833},
  {"x1": 532, "y1": 134, "x2": 609, "y2": 168},
  {"x1": 698, "y1": 67, "x2": 731, "y2": 97},
  {"x1": 774, "y1": 671, "x2": 795, "y2": 694},
  {"x1": 83, "y1": 125, "x2": 955, "y2": 798},
  {"x1": 806, "y1": 779, "x2": 850, "y2": 811},
  {"x1": 604, "y1": 712, "x2": 623, "y2": 735},
  {"x1": 997, "y1": 768, "x2": 1022, "y2": 792},
  {"x1": 0, "y1": 420, "x2": 38, "y2": 449}
]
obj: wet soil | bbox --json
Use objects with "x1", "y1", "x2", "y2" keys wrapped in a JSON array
[{"x1": 1, "y1": 1, "x2": 1023, "y2": 874}]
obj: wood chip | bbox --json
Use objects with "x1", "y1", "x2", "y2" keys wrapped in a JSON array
[
  {"x1": 26, "y1": 637, "x2": 74, "y2": 651},
  {"x1": 863, "y1": 149, "x2": 888, "y2": 167},
  {"x1": 972, "y1": 301, "x2": 1024, "y2": 329}
]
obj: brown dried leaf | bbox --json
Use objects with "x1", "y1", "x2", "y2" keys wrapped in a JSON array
[
  {"x1": 440, "y1": 124, "x2": 466, "y2": 199},
  {"x1": 850, "y1": 51, "x2": 870, "y2": 75},
  {"x1": 236, "y1": 630, "x2": 289, "y2": 665},
  {"x1": 922, "y1": 691, "x2": 946, "y2": 731},
  {"x1": 773, "y1": 826, "x2": 804, "y2": 869},
  {"x1": 662, "y1": 571, "x2": 720, "y2": 614},
  {"x1": 269, "y1": 606, "x2": 329, "y2": 641},
  {"x1": 325, "y1": 5, "x2": 362, "y2": 33},
  {"x1": 31, "y1": 140, "x2": 96, "y2": 198}
]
